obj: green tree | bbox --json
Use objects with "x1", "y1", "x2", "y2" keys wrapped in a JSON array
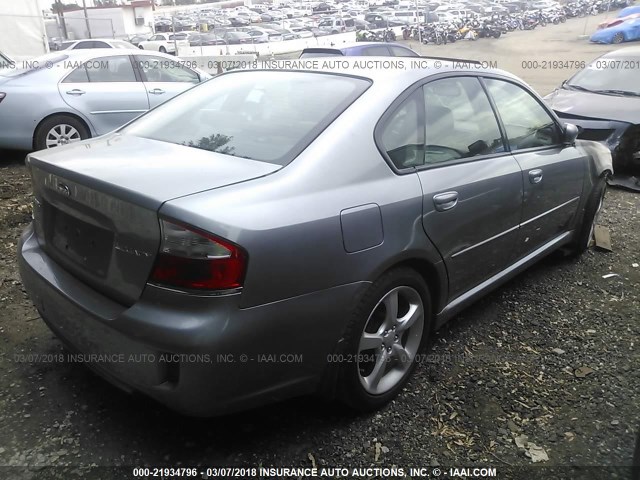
[{"x1": 186, "y1": 133, "x2": 235, "y2": 155}]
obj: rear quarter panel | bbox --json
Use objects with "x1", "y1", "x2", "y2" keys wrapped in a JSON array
[{"x1": 159, "y1": 81, "x2": 445, "y2": 308}]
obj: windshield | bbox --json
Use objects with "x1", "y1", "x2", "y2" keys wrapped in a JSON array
[
  {"x1": 0, "y1": 53, "x2": 67, "y2": 78},
  {"x1": 567, "y1": 55, "x2": 640, "y2": 95},
  {"x1": 123, "y1": 71, "x2": 370, "y2": 165}
]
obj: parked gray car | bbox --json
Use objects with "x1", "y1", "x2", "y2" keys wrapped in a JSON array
[
  {"x1": 18, "y1": 60, "x2": 611, "y2": 416},
  {"x1": 0, "y1": 50, "x2": 209, "y2": 151}
]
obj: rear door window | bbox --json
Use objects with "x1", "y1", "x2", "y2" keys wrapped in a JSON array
[
  {"x1": 378, "y1": 90, "x2": 424, "y2": 169},
  {"x1": 63, "y1": 57, "x2": 136, "y2": 83},
  {"x1": 362, "y1": 46, "x2": 392, "y2": 56},
  {"x1": 389, "y1": 46, "x2": 419, "y2": 57},
  {"x1": 73, "y1": 41, "x2": 94, "y2": 49}
]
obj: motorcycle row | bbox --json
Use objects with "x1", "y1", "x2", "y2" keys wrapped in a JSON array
[
  {"x1": 359, "y1": 0, "x2": 631, "y2": 45},
  {"x1": 356, "y1": 28, "x2": 397, "y2": 41}
]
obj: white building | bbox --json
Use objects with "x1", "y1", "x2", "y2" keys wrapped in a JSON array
[
  {"x1": 62, "y1": 0, "x2": 155, "y2": 39},
  {"x1": 0, "y1": 0, "x2": 48, "y2": 59}
]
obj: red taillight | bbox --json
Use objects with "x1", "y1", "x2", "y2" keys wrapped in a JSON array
[{"x1": 149, "y1": 220, "x2": 247, "y2": 291}]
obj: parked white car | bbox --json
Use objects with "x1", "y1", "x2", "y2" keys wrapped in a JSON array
[
  {"x1": 138, "y1": 33, "x2": 184, "y2": 54},
  {"x1": 317, "y1": 17, "x2": 356, "y2": 33},
  {"x1": 390, "y1": 10, "x2": 422, "y2": 23},
  {"x1": 434, "y1": 3, "x2": 467, "y2": 11},
  {"x1": 291, "y1": 27, "x2": 314, "y2": 38},
  {"x1": 237, "y1": 11, "x2": 262, "y2": 22},
  {"x1": 58, "y1": 38, "x2": 137, "y2": 50},
  {"x1": 293, "y1": 5, "x2": 314, "y2": 16}
]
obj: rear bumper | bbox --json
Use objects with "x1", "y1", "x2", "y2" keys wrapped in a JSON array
[
  {"x1": 0, "y1": 111, "x2": 38, "y2": 150},
  {"x1": 18, "y1": 225, "x2": 367, "y2": 416}
]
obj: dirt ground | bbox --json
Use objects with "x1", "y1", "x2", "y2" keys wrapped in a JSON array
[{"x1": 0, "y1": 11, "x2": 639, "y2": 480}]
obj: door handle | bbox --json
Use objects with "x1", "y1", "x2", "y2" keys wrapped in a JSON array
[
  {"x1": 148, "y1": 88, "x2": 165, "y2": 95},
  {"x1": 529, "y1": 169, "x2": 543, "y2": 184},
  {"x1": 65, "y1": 89, "x2": 85, "y2": 96},
  {"x1": 433, "y1": 191, "x2": 458, "y2": 211}
]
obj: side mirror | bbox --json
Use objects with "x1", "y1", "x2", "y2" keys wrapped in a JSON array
[{"x1": 562, "y1": 123, "x2": 579, "y2": 145}]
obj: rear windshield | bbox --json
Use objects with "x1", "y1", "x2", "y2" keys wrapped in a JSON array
[
  {"x1": 0, "y1": 53, "x2": 67, "y2": 78},
  {"x1": 124, "y1": 71, "x2": 370, "y2": 165},
  {"x1": 112, "y1": 41, "x2": 135, "y2": 49},
  {"x1": 300, "y1": 49, "x2": 344, "y2": 58}
]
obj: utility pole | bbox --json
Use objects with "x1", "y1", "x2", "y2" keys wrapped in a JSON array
[
  {"x1": 415, "y1": 0, "x2": 422, "y2": 44},
  {"x1": 55, "y1": 0, "x2": 69, "y2": 40},
  {"x1": 82, "y1": 0, "x2": 93, "y2": 38}
]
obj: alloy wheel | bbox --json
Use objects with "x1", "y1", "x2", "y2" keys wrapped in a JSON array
[
  {"x1": 45, "y1": 124, "x2": 82, "y2": 148},
  {"x1": 357, "y1": 286, "x2": 424, "y2": 395}
]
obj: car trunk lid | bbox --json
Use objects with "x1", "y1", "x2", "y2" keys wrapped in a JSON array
[{"x1": 27, "y1": 133, "x2": 280, "y2": 306}]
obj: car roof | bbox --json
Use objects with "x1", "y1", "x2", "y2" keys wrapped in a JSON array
[
  {"x1": 68, "y1": 38, "x2": 127, "y2": 43},
  {"x1": 54, "y1": 49, "x2": 175, "y2": 59},
  {"x1": 256, "y1": 56, "x2": 514, "y2": 87},
  {"x1": 605, "y1": 45, "x2": 640, "y2": 57},
  {"x1": 302, "y1": 42, "x2": 418, "y2": 53}
]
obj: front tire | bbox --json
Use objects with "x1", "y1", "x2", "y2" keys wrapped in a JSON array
[
  {"x1": 159, "y1": 46, "x2": 167, "y2": 53},
  {"x1": 568, "y1": 176, "x2": 607, "y2": 256},
  {"x1": 612, "y1": 32, "x2": 624, "y2": 44},
  {"x1": 335, "y1": 268, "x2": 431, "y2": 411},
  {"x1": 34, "y1": 115, "x2": 90, "y2": 150}
]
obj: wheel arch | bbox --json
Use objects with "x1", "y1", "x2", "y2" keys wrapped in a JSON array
[
  {"x1": 383, "y1": 257, "x2": 447, "y2": 317},
  {"x1": 318, "y1": 255, "x2": 448, "y2": 400},
  {"x1": 32, "y1": 112, "x2": 93, "y2": 150}
]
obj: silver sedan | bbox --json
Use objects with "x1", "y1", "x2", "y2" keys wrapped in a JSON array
[
  {"x1": 0, "y1": 49, "x2": 210, "y2": 150},
  {"x1": 18, "y1": 60, "x2": 611, "y2": 416}
]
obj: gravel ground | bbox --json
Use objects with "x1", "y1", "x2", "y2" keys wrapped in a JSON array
[{"x1": 1, "y1": 12, "x2": 639, "y2": 480}]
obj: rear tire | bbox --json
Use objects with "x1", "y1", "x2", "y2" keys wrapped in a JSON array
[
  {"x1": 34, "y1": 115, "x2": 90, "y2": 151},
  {"x1": 159, "y1": 46, "x2": 167, "y2": 53},
  {"x1": 335, "y1": 268, "x2": 431, "y2": 412},
  {"x1": 567, "y1": 176, "x2": 607, "y2": 256}
]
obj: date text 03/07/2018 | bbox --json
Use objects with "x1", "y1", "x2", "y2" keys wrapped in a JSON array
[{"x1": 131, "y1": 466, "x2": 499, "y2": 478}]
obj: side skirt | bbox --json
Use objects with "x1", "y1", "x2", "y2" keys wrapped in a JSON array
[{"x1": 434, "y1": 231, "x2": 573, "y2": 329}]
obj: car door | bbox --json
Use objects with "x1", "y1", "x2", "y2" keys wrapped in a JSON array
[
  {"x1": 379, "y1": 76, "x2": 523, "y2": 300},
  {"x1": 59, "y1": 55, "x2": 150, "y2": 135},
  {"x1": 134, "y1": 55, "x2": 201, "y2": 109},
  {"x1": 482, "y1": 77, "x2": 585, "y2": 255}
]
